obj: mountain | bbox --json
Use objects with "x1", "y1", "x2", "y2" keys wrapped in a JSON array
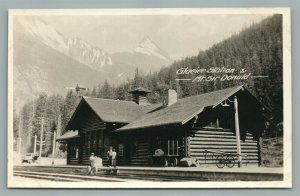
[
  {"x1": 111, "y1": 37, "x2": 173, "y2": 73},
  {"x1": 16, "y1": 17, "x2": 173, "y2": 75},
  {"x1": 17, "y1": 17, "x2": 113, "y2": 71},
  {"x1": 13, "y1": 17, "x2": 174, "y2": 110},
  {"x1": 13, "y1": 17, "x2": 114, "y2": 110},
  {"x1": 134, "y1": 36, "x2": 172, "y2": 62},
  {"x1": 17, "y1": 16, "x2": 69, "y2": 55},
  {"x1": 67, "y1": 37, "x2": 112, "y2": 72}
]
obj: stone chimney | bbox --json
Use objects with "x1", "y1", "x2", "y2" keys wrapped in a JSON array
[
  {"x1": 162, "y1": 89, "x2": 177, "y2": 107},
  {"x1": 129, "y1": 87, "x2": 151, "y2": 106}
]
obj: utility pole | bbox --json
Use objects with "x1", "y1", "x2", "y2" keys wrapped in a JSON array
[
  {"x1": 234, "y1": 96, "x2": 242, "y2": 167},
  {"x1": 18, "y1": 138, "x2": 22, "y2": 155},
  {"x1": 52, "y1": 131, "x2": 56, "y2": 165},
  {"x1": 55, "y1": 115, "x2": 62, "y2": 153},
  {"x1": 52, "y1": 132, "x2": 56, "y2": 157},
  {"x1": 18, "y1": 115, "x2": 23, "y2": 155},
  {"x1": 33, "y1": 134, "x2": 37, "y2": 154},
  {"x1": 39, "y1": 117, "x2": 44, "y2": 158}
]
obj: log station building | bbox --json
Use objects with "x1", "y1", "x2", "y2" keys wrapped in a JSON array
[{"x1": 57, "y1": 85, "x2": 267, "y2": 167}]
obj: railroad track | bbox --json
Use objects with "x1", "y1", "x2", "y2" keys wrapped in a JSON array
[
  {"x1": 14, "y1": 171, "x2": 84, "y2": 182},
  {"x1": 14, "y1": 166, "x2": 209, "y2": 182},
  {"x1": 14, "y1": 171, "x2": 131, "y2": 182}
]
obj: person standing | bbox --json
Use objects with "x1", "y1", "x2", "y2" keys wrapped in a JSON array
[
  {"x1": 87, "y1": 152, "x2": 96, "y2": 175},
  {"x1": 111, "y1": 148, "x2": 117, "y2": 168},
  {"x1": 107, "y1": 147, "x2": 117, "y2": 168},
  {"x1": 107, "y1": 147, "x2": 113, "y2": 167}
]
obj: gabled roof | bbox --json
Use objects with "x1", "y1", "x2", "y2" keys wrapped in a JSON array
[
  {"x1": 56, "y1": 130, "x2": 79, "y2": 141},
  {"x1": 66, "y1": 85, "x2": 262, "y2": 133},
  {"x1": 115, "y1": 86, "x2": 245, "y2": 132},
  {"x1": 83, "y1": 97, "x2": 160, "y2": 123}
]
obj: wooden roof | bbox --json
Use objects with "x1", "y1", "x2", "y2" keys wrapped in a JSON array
[
  {"x1": 66, "y1": 85, "x2": 264, "y2": 133},
  {"x1": 115, "y1": 86, "x2": 246, "y2": 132},
  {"x1": 83, "y1": 97, "x2": 160, "y2": 123},
  {"x1": 129, "y1": 87, "x2": 152, "y2": 94},
  {"x1": 56, "y1": 130, "x2": 79, "y2": 141},
  {"x1": 66, "y1": 96, "x2": 162, "y2": 130}
]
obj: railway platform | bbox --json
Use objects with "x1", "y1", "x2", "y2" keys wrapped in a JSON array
[{"x1": 13, "y1": 164, "x2": 283, "y2": 182}]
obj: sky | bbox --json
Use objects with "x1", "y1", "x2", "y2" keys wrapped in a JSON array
[{"x1": 41, "y1": 14, "x2": 270, "y2": 60}]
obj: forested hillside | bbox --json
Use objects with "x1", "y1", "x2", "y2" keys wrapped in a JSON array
[
  {"x1": 14, "y1": 14, "x2": 283, "y2": 155},
  {"x1": 98, "y1": 14, "x2": 283, "y2": 123}
]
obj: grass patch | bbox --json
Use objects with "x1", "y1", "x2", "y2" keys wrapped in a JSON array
[{"x1": 260, "y1": 137, "x2": 283, "y2": 167}]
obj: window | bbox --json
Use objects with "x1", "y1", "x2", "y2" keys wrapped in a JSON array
[
  {"x1": 86, "y1": 132, "x2": 91, "y2": 154},
  {"x1": 155, "y1": 136, "x2": 162, "y2": 147},
  {"x1": 98, "y1": 131, "x2": 103, "y2": 147},
  {"x1": 92, "y1": 131, "x2": 97, "y2": 152},
  {"x1": 207, "y1": 118, "x2": 219, "y2": 128},
  {"x1": 118, "y1": 144, "x2": 124, "y2": 156},
  {"x1": 167, "y1": 140, "x2": 179, "y2": 156},
  {"x1": 97, "y1": 131, "x2": 103, "y2": 155},
  {"x1": 132, "y1": 138, "x2": 138, "y2": 156}
]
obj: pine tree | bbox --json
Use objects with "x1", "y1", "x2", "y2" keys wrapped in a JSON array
[
  {"x1": 61, "y1": 90, "x2": 78, "y2": 133},
  {"x1": 133, "y1": 68, "x2": 142, "y2": 88},
  {"x1": 100, "y1": 80, "x2": 115, "y2": 99}
]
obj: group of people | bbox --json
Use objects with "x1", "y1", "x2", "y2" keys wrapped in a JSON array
[{"x1": 87, "y1": 147, "x2": 117, "y2": 175}]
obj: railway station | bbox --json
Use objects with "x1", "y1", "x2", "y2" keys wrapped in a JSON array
[
  {"x1": 14, "y1": 86, "x2": 283, "y2": 182},
  {"x1": 57, "y1": 85, "x2": 266, "y2": 168}
]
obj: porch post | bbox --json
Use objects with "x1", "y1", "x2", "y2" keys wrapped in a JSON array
[{"x1": 234, "y1": 96, "x2": 242, "y2": 167}]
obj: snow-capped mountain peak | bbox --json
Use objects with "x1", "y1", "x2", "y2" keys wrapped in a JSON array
[
  {"x1": 16, "y1": 17, "x2": 113, "y2": 72},
  {"x1": 17, "y1": 17, "x2": 69, "y2": 55},
  {"x1": 67, "y1": 37, "x2": 112, "y2": 71},
  {"x1": 134, "y1": 36, "x2": 172, "y2": 62}
]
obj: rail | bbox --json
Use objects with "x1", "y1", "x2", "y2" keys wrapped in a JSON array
[{"x1": 13, "y1": 170, "x2": 126, "y2": 182}]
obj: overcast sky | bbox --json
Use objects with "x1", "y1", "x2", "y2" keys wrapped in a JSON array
[{"x1": 42, "y1": 14, "x2": 269, "y2": 60}]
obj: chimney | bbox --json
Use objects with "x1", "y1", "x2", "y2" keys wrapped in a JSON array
[
  {"x1": 129, "y1": 87, "x2": 151, "y2": 106},
  {"x1": 162, "y1": 89, "x2": 177, "y2": 107}
]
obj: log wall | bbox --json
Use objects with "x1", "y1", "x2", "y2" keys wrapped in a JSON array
[
  {"x1": 130, "y1": 137, "x2": 149, "y2": 166},
  {"x1": 189, "y1": 127, "x2": 260, "y2": 166},
  {"x1": 80, "y1": 113, "x2": 107, "y2": 165}
]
